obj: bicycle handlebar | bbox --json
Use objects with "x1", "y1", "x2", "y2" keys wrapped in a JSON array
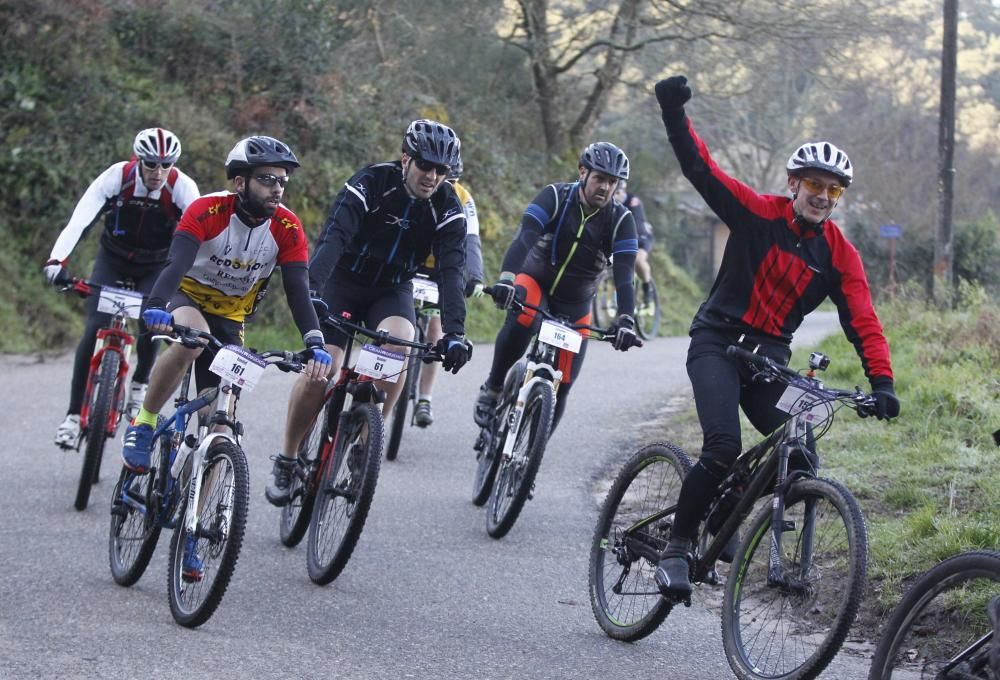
[
  {"x1": 726, "y1": 344, "x2": 878, "y2": 417},
  {"x1": 319, "y1": 312, "x2": 472, "y2": 362},
  {"x1": 482, "y1": 285, "x2": 626, "y2": 343},
  {"x1": 158, "y1": 324, "x2": 308, "y2": 374}
]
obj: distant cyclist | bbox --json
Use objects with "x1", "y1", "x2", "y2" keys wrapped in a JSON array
[
  {"x1": 413, "y1": 157, "x2": 485, "y2": 428},
  {"x1": 267, "y1": 119, "x2": 470, "y2": 507},
  {"x1": 651, "y1": 75, "x2": 899, "y2": 599},
  {"x1": 44, "y1": 128, "x2": 200, "y2": 449},
  {"x1": 474, "y1": 141, "x2": 641, "y2": 434},
  {"x1": 613, "y1": 180, "x2": 656, "y2": 308}
]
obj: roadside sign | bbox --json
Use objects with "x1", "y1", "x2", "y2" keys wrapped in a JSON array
[{"x1": 880, "y1": 224, "x2": 903, "y2": 239}]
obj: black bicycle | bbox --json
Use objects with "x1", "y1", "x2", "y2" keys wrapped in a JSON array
[
  {"x1": 277, "y1": 311, "x2": 463, "y2": 585},
  {"x1": 592, "y1": 265, "x2": 661, "y2": 340},
  {"x1": 589, "y1": 346, "x2": 879, "y2": 680},
  {"x1": 385, "y1": 274, "x2": 438, "y2": 462},
  {"x1": 473, "y1": 291, "x2": 627, "y2": 538}
]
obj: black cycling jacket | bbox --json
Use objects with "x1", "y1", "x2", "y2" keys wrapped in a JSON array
[
  {"x1": 308, "y1": 161, "x2": 467, "y2": 336},
  {"x1": 664, "y1": 114, "x2": 893, "y2": 381},
  {"x1": 502, "y1": 182, "x2": 638, "y2": 313}
]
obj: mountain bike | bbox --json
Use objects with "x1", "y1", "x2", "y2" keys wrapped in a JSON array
[
  {"x1": 868, "y1": 550, "x2": 1000, "y2": 679},
  {"x1": 592, "y1": 265, "x2": 661, "y2": 340},
  {"x1": 589, "y1": 345, "x2": 879, "y2": 680},
  {"x1": 60, "y1": 275, "x2": 143, "y2": 511},
  {"x1": 108, "y1": 324, "x2": 306, "y2": 627},
  {"x1": 385, "y1": 274, "x2": 439, "y2": 462},
  {"x1": 473, "y1": 290, "x2": 629, "y2": 539},
  {"x1": 277, "y1": 311, "x2": 461, "y2": 585}
]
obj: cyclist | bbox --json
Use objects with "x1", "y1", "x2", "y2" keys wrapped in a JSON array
[
  {"x1": 473, "y1": 142, "x2": 642, "y2": 434},
  {"x1": 413, "y1": 157, "x2": 485, "y2": 428},
  {"x1": 266, "y1": 119, "x2": 471, "y2": 506},
  {"x1": 613, "y1": 180, "x2": 656, "y2": 307},
  {"x1": 650, "y1": 75, "x2": 900, "y2": 599},
  {"x1": 45, "y1": 128, "x2": 200, "y2": 449}
]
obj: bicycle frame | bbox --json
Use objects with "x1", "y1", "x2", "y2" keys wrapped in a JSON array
[{"x1": 501, "y1": 334, "x2": 564, "y2": 457}]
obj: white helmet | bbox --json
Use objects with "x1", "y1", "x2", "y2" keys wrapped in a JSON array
[
  {"x1": 133, "y1": 128, "x2": 182, "y2": 164},
  {"x1": 786, "y1": 141, "x2": 853, "y2": 186}
]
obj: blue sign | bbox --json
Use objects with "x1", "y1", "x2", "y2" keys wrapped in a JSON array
[{"x1": 880, "y1": 224, "x2": 903, "y2": 239}]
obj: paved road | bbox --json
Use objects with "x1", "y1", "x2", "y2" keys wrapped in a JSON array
[{"x1": 0, "y1": 312, "x2": 873, "y2": 679}]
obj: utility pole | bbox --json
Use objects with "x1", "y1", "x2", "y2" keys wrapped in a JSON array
[{"x1": 934, "y1": 0, "x2": 958, "y2": 302}]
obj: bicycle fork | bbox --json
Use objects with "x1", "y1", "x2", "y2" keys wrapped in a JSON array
[{"x1": 766, "y1": 442, "x2": 816, "y2": 593}]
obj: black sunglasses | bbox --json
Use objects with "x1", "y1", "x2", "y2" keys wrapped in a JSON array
[
  {"x1": 253, "y1": 173, "x2": 290, "y2": 188},
  {"x1": 141, "y1": 160, "x2": 173, "y2": 170},
  {"x1": 412, "y1": 158, "x2": 450, "y2": 175}
]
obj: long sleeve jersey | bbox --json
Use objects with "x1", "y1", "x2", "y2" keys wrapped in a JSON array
[
  {"x1": 308, "y1": 161, "x2": 468, "y2": 336},
  {"x1": 49, "y1": 160, "x2": 200, "y2": 264},
  {"x1": 502, "y1": 182, "x2": 638, "y2": 313},
  {"x1": 666, "y1": 115, "x2": 892, "y2": 381}
]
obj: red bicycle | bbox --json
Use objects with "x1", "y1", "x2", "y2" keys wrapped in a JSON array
[{"x1": 61, "y1": 275, "x2": 143, "y2": 510}]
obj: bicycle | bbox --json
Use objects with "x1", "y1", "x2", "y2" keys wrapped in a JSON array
[
  {"x1": 473, "y1": 289, "x2": 631, "y2": 539},
  {"x1": 108, "y1": 324, "x2": 306, "y2": 627},
  {"x1": 589, "y1": 345, "x2": 879, "y2": 680},
  {"x1": 385, "y1": 274, "x2": 439, "y2": 462},
  {"x1": 276, "y1": 311, "x2": 459, "y2": 585},
  {"x1": 59, "y1": 275, "x2": 144, "y2": 511},
  {"x1": 592, "y1": 264, "x2": 661, "y2": 340}
]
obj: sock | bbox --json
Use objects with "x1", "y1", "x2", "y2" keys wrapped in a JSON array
[
  {"x1": 134, "y1": 406, "x2": 158, "y2": 427},
  {"x1": 418, "y1": 395, "x2": 432, "y2": 403}
]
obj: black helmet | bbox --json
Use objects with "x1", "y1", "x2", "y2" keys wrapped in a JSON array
[
  {"x1": 225, "y1": 136, "x2": 300, "y2": 179},
  {"x1": 401, "y1": 119, "x2": 461, "y2": 168},
  {"x1": 579, "y1": 142, "x2": 630, "y2": 180},
  {"x1": 446, "y1": 156, "x2": 464, "y2": 181}
]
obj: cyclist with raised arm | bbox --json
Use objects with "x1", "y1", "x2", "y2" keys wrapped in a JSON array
[
  {"x1": 267, "y1": 119, "x2": 470, "y2": 506},
  {"x1": 650, "y1": 75, "x2": 900, "y2": 599},
  {"x1": 613, "y1": 180, "x2": 656, "y2": 308},
  {"x1": 412, "y1": 157, "x2": 485, "y2": 428},
  {"x1": 473, "y1": 142, "x2": 641, "y2": 434},
  {"x1": 45, "y1": 128, "x2": 200, "y2": 449}
]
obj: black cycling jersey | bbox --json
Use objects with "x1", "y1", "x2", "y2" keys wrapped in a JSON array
[
  {"x1": 308, "y1": 161, "x2": 467, "y2": 336},
  {"x1": 502, "y1": 182, "x2": 638, "y2": 313}
]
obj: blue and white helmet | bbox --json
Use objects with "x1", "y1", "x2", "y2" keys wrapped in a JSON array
[{"x1": 786, "y1": 141, "x2": 853, "y2": 186}]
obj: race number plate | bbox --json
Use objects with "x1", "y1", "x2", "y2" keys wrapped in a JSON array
[
  {"x1": 412, "y1": 278, "x2": 439, "y2": 304},
  {"x1": 97, "y1": 286, "x2": 144, "y2": 319},
  {"x1": 538, "y1": 320, "x2": 583, "y2": 353},
  {"x1": 355, "y1": 344, "x2": 405, "y2": 383},
  {"x1": 776, "y1": 385, "x2": 829, "y2": 425},
  {"x1": 209, "y1": 345, "x2": 267, "y2": 391}
]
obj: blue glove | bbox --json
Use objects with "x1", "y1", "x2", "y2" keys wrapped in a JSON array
[
  {"x1": 305, "y1": 335, "x2": 332, "y2": 366},
  {"x1": 435, "y1": 333, "x2": 471, "y2": 374},
  {"x1": 870, "y1": 377, "x2": 900, "y2": 420},
  {"x1": 310, "y1": 291, "x2": 329, "y2": 318},
  {"x1": 142, "y1": 307, "x2": 173, "y2": 330}
]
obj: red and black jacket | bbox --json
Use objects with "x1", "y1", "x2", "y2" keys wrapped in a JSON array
[{"x1": 666, "y1": 116, "x2": 892, "y2": 382}]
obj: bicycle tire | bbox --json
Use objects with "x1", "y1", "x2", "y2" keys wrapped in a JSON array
[
  {"x1": 485, "y1": 381, "x2": 555, "y2": 539},
  {"x1": 167, "y1": 439, "x2": 250, "y2": 628},
  {"x1": 386, "y1": 353, "x2": 418, "y2": 462},
  {"x1": 592, "y1": 269, "x2": 618, "y2": 329},
  {"x1": 472, "y1": 360, "x2": 525, "y2": 507},
  {"x1": 76, "y1": 351, "x2": 120, "y2": 510},
  {"x1": 722, "y1": 477, "x2": 868, "y2": 680},
  {"x1": 279, "y1": 409, "x2": 326, "y2": 548},
  {"x1": 108, "y1": 434, "x2": 169, "y2": 586},
  {"x1": 588, "y1": 441, "x2": 693, "y2": 641},
  {"x1": 868, "y1": 550, "x2": 1000, "y2": 680},
  {"x1": 635, "y1": 278, "x2": 661, "y2": 340},
  {"x1": 306, "y1": 402, "x2": 383, "y2": 585}
]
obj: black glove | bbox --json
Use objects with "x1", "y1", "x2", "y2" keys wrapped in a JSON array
[
  {"x1": 654, "y1": 75, "x2": 692, "y2": 123},
  {"x1": 611, "y1": 314, "x2": 640, "y2": 352},
  {"x1": 435, "y1": 333, "x2": 471, "y2": 374},
  {"x1": 870, "y1": 377, "x2": 900, "y2": 421},
  {"x1": 464, "y1": 278, "x2": 484, "y2": 298},
  {"x1": 310, "y1": 290, "x2": 329, "y2": 318},
  {"x1": 490, "y1": 280, "x2": 517, "y2": 311}
]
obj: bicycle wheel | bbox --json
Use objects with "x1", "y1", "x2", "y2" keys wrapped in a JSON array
[
  {"x1": 76, "y1": 351, "x2": 120, "y2": 510},
  {"x1": 592, "y1": 269, "x2": 618, "y2": 329},
  {"x1": 485, "y1": 381, "x2": 555, "y2": 539},
  {"x1": 472, "y1": 360, "x2": 525, "y2": 507},
  {"x1": 279, "y1": 408, "x2": 327, "y2": 548},
  {"x1": 386, "y1": 353, "x2": 418, "y2": 462},
  {"x1": 307, "y1": 402, "x2": 383, "y2": 585},
  {"x1": 722, "y1": 477, "x2": 868, "y2": 680},
  {"x1": 634, "y1": 278, "x2": 661, "y2": 340},
  {"x1": 588, "y1": 441, "x2": 693, "y2": 641},
  {"x1": 868, "y1": 550, "x2": 1000, "y2": 680},
  {"x1": 167, "y1": 438, "x2": 250, "y2": 628}
]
